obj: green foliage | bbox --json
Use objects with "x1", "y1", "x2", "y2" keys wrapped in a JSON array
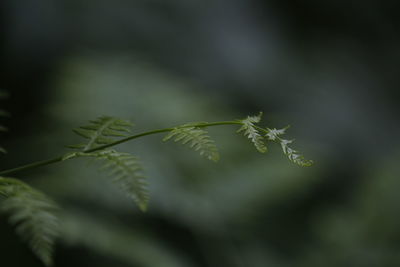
[
  {"x1": 68, "y1": 116, "x2": 148, "y2": 211},
  {"x1": 0, "y1": 112, "x2": 313, "y2": 266},
  {"x1": 72, "y1": 150, "x2": 149, "y2": 211},
  {"x1": 0, "y1": 177, "x2": 59, "y2": 266},
  {"x1": 237, "y1": 113, "x2": 313, "y2": 166},
  {"x1": 237, "y1": 112, "x2": 268, "y2": 153},
  {"x1": 163, "y1": 124, "x2": 220, "y2": 162},
  {"x1": 70, "y1": 116, "x2": 133, "y2": 151},
  {"x1": 265, "y1": 127, "x2": 314, "y2": 167}
]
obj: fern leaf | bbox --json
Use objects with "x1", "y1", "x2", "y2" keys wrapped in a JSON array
[
  {"x1": 264, "y1": 126, "x2": 289, "y2": 141},
  {"x1": 77, "y1": 150, "x2": 149, "y2": 211},
  {"x1": 278, "y1": 139, "x2": 313, "y2": 167},
  {"x1": 70, "y1": 116, "x2": 133, "y2": 151},
  {"x1": 0, "y1": 177, "x2": 59, "y2": 266},
  {"x1": 265, "y1": 127, "x2": 313, "y2": 167},
  {"x1": 237, "y1": 112, "x2": 267, "y2": 153},
  {"x1": 163, "y1": 125, "x2": 220, "y2": 162}
]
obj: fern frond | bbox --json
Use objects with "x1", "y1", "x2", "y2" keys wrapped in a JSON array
[
  {"x1": 70, "y1": 116, "x2": 133, "y2": 151},
  {"x1": 0, "y1": 177, "x2": 59, "y2": 266},
  {"x1": 163, "y1": 125, "x2": 220, "y2": 162},
  {"x1": 237, "y1": 112, "x2": 267, "y2": 153},
  {"x1": 265, "y1": 127, "x2": 313, "y2": 167},
  {"x1": 264, "y1": 126, "x2": 289, "y2": 141},
  {"x1": 279, "y1": 139, "x2": 313, "y2": 167},
  {"x1": 75, "y1": 150, "x2": 149, "y2": 211}
]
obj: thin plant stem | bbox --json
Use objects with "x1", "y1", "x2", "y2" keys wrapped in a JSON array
[{"x1": 0, "y1": 121, "x2": 242, "y2": 176}]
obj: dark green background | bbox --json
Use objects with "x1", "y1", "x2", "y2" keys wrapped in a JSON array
[{"x1": 1, "y1": 1, "x2": 400, "y2": 266}]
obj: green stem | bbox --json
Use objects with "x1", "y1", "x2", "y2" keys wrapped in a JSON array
[{"x1": 0, "y1": 121, "x2": 242, "y2": 176}]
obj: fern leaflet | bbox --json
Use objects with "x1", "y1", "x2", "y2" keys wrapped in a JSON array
[
  {"x1": 73, "y1": 150, "x2": 149, "y2": 211},
  {"x1": 237, "y1": 112, "x2": 267, "y2": 153},
  {"x1": 163, "y1": 125, "x2": 220, "y2": 162},
  {"x1": 265, "y1": 127, "x2": 313, "y2": 167},
  {"x1": 70, "y1": 116, "x2": 133, "y2": 151},
  {"x1": 278, "y1": 138, "x2": 313, "y2": 167},
  {"x1": 0, "y1": 177, "x2": 59, "y2": 266}
]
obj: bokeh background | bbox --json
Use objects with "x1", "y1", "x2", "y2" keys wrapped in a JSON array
[{"x1": 1, "y1": 1, "x2": 400, "y2": 266}]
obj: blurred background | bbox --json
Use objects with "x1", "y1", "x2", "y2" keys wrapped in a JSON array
[{"x1": 1, "y1": 1, "x2": 400, "y2": 266}]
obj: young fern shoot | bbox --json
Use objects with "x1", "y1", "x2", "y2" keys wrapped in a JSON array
[
  {"x1": 0, "y1": 111, "x2": 313, "y2": 266},
  {"x1": 266, "y1": 128, "x2": 313, "y2": 167},
  {"x1": 237, "y1": 113, "x2": 314, "y2": 167},
  {"x1": 237, "y1": 112, "x2": 268, "y2": 153}
]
